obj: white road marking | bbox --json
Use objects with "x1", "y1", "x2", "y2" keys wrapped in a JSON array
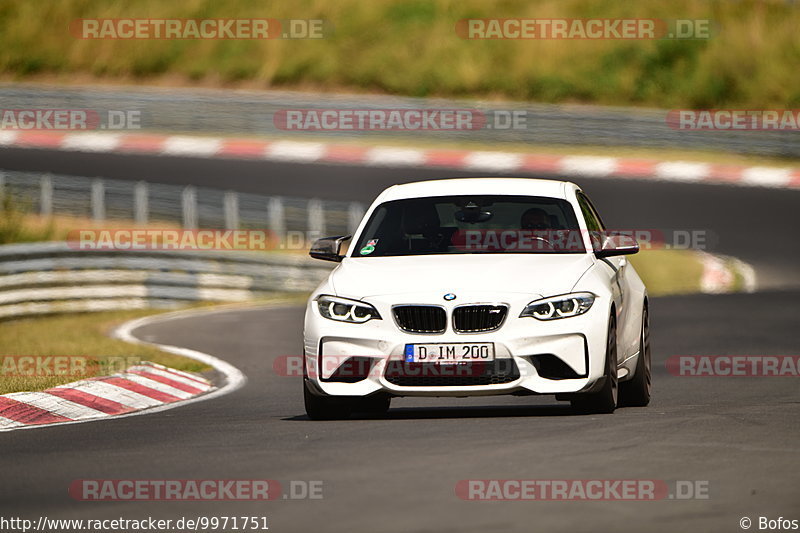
[
  {"x1": 740, "y1": 167, "x2": 793, "y2": 188},
  {"x1": 61, "y1": 133, "x2": 121, "y2": 152},
  {"x1": 462, "y1": 151, "x2": 523, "y2": 172},
  {"x1": 654, "y1": 161, "x2": 710, "y2": 182},
  {"x1": 365, "y1": 147, "x2": 427, "y2": 167},
  {"x1": 265, "y1": 141, "x2": 326, "y2": 162},
  {"x1": 0, "y1": 131, "x2": 20, "y2": 145},
  {"x1": 559, "y1": 156, "x2": 618, "y2": 177},
  {"x1": 162, "y1": 136, "x2": 222, "y2": 157}
]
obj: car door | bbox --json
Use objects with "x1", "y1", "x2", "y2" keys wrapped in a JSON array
[
  {"x1": 578, "y1": 192, "x2": 638, "y2": 362},
  {"x1": 576, "y1": 192, "x2": 628, "y2": 364}
]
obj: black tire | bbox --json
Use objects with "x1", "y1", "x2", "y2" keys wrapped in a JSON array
[
  {"x1": 303, "y1": 381, "x2": 353, "y2": 420},
  {"x1": 619, "y1": 306, "x2": 651, "y2": 407},
  {"x1": 352, "y1": 393, "x2": 391, "y2": 417},
  {"x1": 571, "y1": 315, "x2": 618, "y2": 414}
]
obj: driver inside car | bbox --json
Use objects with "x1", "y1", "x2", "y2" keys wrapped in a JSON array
[
  {"x1": 520, "y1": 207, "x2": 559, "y2": 252},
  {"x1": 520, "y1": 207, "x2": 552, "y2": 230}
]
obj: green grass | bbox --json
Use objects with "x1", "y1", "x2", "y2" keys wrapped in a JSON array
[
  {"x1": 629, "y1": 249, "x2": 705, "y2": 296},
  {"x1": 0, "y1": 0, "x2": 797, "y2": 108},
  {"x1": 0, "y1": 309, "x2": 209, "y2": 394}
]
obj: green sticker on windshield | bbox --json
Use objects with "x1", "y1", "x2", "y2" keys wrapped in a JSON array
[{"x1": 360, "y1": 245, "x2": 375, "y2": 255}]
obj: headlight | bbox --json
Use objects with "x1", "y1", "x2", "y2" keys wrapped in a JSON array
[
  {"x1": 316, "y1": 295, "x2": 381, "y2": 323},
  {"x1": 520, "y1": 293, "x2": 595, "y2": 320}
]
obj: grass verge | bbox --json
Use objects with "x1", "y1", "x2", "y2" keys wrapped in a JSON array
[
  {"x1": 0, "y1": 294, "x2": 308, "y2": 395},
  {"x1": 0, "y1": 308, "x2": 204, "y2": 395}
]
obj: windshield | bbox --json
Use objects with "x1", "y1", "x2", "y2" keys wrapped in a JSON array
[{"x1": 351, "y1": 195, "x2": 586, "y2": 257}]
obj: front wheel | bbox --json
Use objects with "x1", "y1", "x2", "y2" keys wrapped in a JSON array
[
  {"x1": 571, "y1": 315, "x2": 618, "y2": 414},
  {"x1": 304, "y1": 381, "x2": 353, "y2": 420},
  {"x1": 352, "y1": 393, "x2": 391, "y2": 417},
  {"x1": 619, "y1": 306, "x2": 651, "y2": 407}
]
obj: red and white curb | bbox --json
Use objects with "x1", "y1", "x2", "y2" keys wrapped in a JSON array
[
  {"x1": 0, "y1": 362, "x2": 213, "y2": 430},
  {"x1": 699, "y1": 251, "x2": 757, "y2": 294},
  {"x1": 2, "y1": 130, "x2": 799, "y2": 190},
  {"x1": 0, "y1": 306, "x2": 247, "y2": 432}
]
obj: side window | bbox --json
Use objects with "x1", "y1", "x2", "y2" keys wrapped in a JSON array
[
  {"x1": 582, "y1": 193, "x2": 607, "y2": 230},
  {"x1": 576, "y1": 193, "x2": 603, "y2": 231},
  {"x1": 577, "y1": 192, "x2": 607, "y2": 253}
]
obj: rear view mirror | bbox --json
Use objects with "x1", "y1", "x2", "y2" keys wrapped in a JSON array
[
  {"x1": 595, "y1": 233, "x2": 639, "y2": 258},
  {"x1": 309, "y1": 235, "x2": 351, "y2": 262}
]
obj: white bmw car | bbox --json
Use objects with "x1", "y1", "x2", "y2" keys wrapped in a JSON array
[{"x1": 303, "y1": 178, "x2": 650, "y2": 419}]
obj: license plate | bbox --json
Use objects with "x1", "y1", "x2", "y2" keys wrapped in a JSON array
[{"x1": 404, "y1": 343, "x2": 495, "y2": 363}]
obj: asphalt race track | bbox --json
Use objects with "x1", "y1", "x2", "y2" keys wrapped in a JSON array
[{"x1": 1, "y1": 147, "x2": 799, "y2": 532}]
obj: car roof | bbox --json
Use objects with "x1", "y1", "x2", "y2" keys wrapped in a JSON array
[{"x1": 376, "y1": 178, "x2": 578, "y2": 203}]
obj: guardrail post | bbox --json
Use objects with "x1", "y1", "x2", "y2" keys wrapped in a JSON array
[
  {"x1": 268, "y1": 197, "x2": 285, "y2": 243},
  {"x1": 307, "y1": 199, "x2": 326, "y2": 241},
  {"x1": 224, "y1": 191, "x2": 239, "y2": 229},
  {"x1": 91, "y1": 179, "x2": 105, "y2": 221},
  {"x1": 348, "y1": 202, "x2": 364, "y2": 234},
  {"x1": 40, "y1": 174, "x2": 53, "y2": 217},
  {"x1": 134, "y1": 181, "x2": 148, "y2": 225},
  {"x1": 182, "y1": 186, "x2": 197, "y2": 229}
]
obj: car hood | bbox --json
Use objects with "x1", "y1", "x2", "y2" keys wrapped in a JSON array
[{"x1": 329, "y1": 254, "x2": 594, "y2": 298}]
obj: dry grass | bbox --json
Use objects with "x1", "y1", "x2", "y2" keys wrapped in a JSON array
[{"x1": 0, "y1": 0, "x2": 797, "y2": 108}]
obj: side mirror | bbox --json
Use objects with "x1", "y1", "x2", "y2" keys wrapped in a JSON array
[
  {"x1": 595, "y1": 233, "x2": 639, "y2": 258},
  {"x1": 309, "y1": 235, "x2": 351, "y2": 262}
]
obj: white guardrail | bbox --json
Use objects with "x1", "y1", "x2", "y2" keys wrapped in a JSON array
[{"x1": 0, "y1": 242, "x2": 334, "y2": 319}]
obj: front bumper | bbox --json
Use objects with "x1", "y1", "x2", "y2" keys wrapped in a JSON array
[{"x1": 303, "y1": 293, "x2": 611, "y2": 398}]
